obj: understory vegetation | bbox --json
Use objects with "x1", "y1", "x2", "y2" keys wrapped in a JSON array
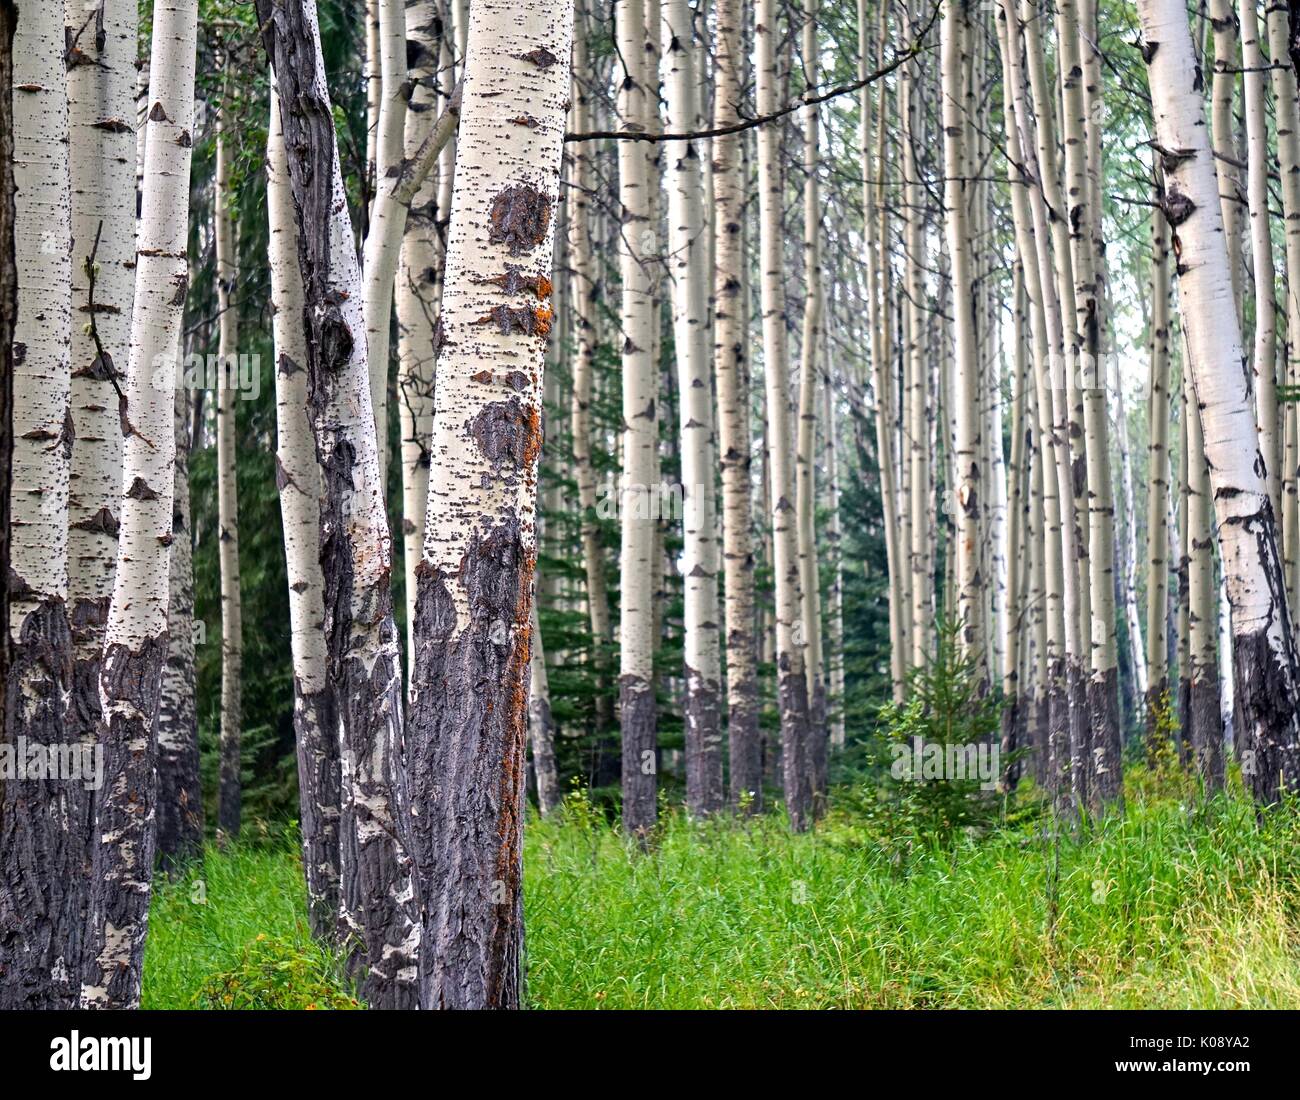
[{"x1": 143, "y1": 767, "x2": 1300, "y2": 1010}]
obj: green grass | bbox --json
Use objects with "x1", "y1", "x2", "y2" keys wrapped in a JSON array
[{"x1": 142, "y1": 774, "x2": 1300, "y2": 1009}]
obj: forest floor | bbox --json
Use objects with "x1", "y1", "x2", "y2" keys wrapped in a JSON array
[{"x1": 142, "y1": 766, "x2": 1300, "y2": 1009}]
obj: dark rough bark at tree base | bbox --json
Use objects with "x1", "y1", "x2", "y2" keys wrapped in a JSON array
[
  {"x1": 0, "y1": 599, "x2": 79, "y2": 1009},
  {"x1": 727, "y1": 675, "x2": 762, "y2": 813},
  {"x1": 1233, "y1": 628, "x2": 1300, "y2": 803},
  {"x1": 778, "y1": 662, "x2": 812, "y2": 832},
  {"x1": 684, "y1": 665, "x2": 723, "y2": 817},
  {"x1": 1045, "y1": 663, "x2": 1070, "y2": 798},
  {"x1": 294, "y1": 679, "x2": 340, "y2": 942},
  {"x1": 529, "y1": 687, "x2": 560, "y2": 817},
  {"x1": 1176, "y1": 675, "x2": 1193, "y2": 767},
  {"x1": 1188, "y1": 670, "x2": 1224, "y2": 793},
  {"x1": 407, "y1": 524, "x2": 533, "y2": 1010},
  {"x1": 808, "y1": 681, "x2": 828, "y2": 819},
  {"x1": 999, "y1": 693, "x2": 1021, "y2": 792},
  {"x1": 217, "y1": 726, "x2": 241, "y2": 839},
  {"x1": 157, "y1": 401, "x2": 203, "y2": 867},
  {"x1": 82, "y1": 634, "x2": 167, "y2": 1009},
  {"x1": 1087, "y1": 668, "x2": 1124, "y2": 811},
  {"x1": 1067, "y1": 663, "x2": 1089, "y2": 817},
  {"x1": 620, "y1": 675, "x2": 658, "y2": 842}
]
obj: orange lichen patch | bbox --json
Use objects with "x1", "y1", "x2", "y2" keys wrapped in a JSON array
[
  {"x1": 471, "y1": 370, "x2": 494, "y2": 384},
  {"x1": 472, "y1": 303, "x2": 554, "y2": 339}
]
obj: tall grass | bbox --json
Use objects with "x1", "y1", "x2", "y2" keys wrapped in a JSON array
[{"x1": 142, "y1": 774, "x2": 1300, "y2": 1009}]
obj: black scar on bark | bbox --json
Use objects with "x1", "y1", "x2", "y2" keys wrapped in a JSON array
[
  {"x1": 408, "y1": 521, "x2": 535, "y2": 1009},
  {"x1": 0, "y1": 598, "x2": 80, "y2": 1009},
  {"x1": 471, "y1": 397, "x2": 542, "y2": 470},
  {"x1": 293, "y1": 678, "x2": 341, "y2": 944},
  {"x1": 473, "y1": 302, "x2": 554, "y2": 338},
  {"x1": 1086, "y1": 666, "x2": 1124, "y2": 812},
  {"x1": 1187, "y1": 663, "x2": 1225, "y2": 793},
  {"x1": 726, "y1": 639, "x2": 763, "y2": 814},
  {"x1": 488, "y1": 185, "x2": 551, "y2": 256},
  {"x1": 81, "y1": 632, "x2": 167, "y2": 1008}
]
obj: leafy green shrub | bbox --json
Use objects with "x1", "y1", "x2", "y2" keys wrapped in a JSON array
[{"x1": 195, "y1": 933, "x2": 359, "y2": 1010}]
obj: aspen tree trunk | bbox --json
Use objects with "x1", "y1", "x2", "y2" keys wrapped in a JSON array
[
  {"x1": 1001, "y1": 0, "x2": 1077, "y2": 794},
  {"x1": 1208, "y1": 0, "x2": 1244, "y2": 311},
  {"x1": 941, "y1": 0, "x2": 983, "y2": 668},
  {"x1": 796, "y1": 0, "x2": 827, "y2": 803},
  {"x1": 1185, "y1": 366, "x2": 1225, "y2": 789},
  {"x1": 65, "y1": 0, "x2": 138, "y2": 859},
  {"x1": 215, "y1": 82, "x2": 243, "y2": 839},
  {"x1": 1240, "y1": 0, "x2": 1278, "y2": 517},
  {"x1": 0, "y1": 0, "x2": 12, "y2": 764},
  {"x1": 157, "y1": 382, "x2": 203, "y2": 866},
  {"x1": 0, "y1": 0, "x2": 74, "y2": 1011},
  {"x1": 713, "y1": 0, "x2": 761, "y2": 807},
  {"x1": 663, "y1": 0, "x2": 723, "y2": 816},
  {"x1": 823, "y1": 350, "x2": 845, "y2": 752},
  {"x1": 259, "y1": 0, "x2": 421, "y2": 1009},
  {"x1": 901, "y1": 4, "x2": 930, "y2": 670},
  {"x1": 757, "y1": 0, "x2": 811, "y2": 831},
  {"x1": 1264, "y1": 6, "x2": 1300, "y2": 618},
  {"x1": 404, "y1": 0, "x2": 573, "y2": 1008},
  {"x1": 396, "y1": 0, "x2": 442, "y2": 673},
  {"x1": 80, "y1": 0, "x2": 196, "y2": 1009},
  {"x1": 267, "y1": 83, "x2": 341, "y2": 942},
  {"x1": 361, "y1": 0, "x2": 407, "y2": 487},
  {"x1": 365, "y1": 0, "x2": 380, "y2": 202},
  {"x1": 1136, "y1": 0, "x2": 1300, "y2": 802},
  {"x1": 528, "y1": 594, "x2": 560, "y2": 816},
  {"x1": 1176, "y1": 393, "x2": 1192, "y2": 747},
  {"x1": 1003, "y1": 262, "x2": 1028, "y2": 778},
  {"x1": 1146, "y1": 202, "x2": 1173, "y2": 728},
  {"x1": 615, "y1": 0, "x2": 660, "y2": 840},
  {"x1": 863, "y1": 0, "x2": 906, "y2": 701},
  {"x1": 567, "y1": 17, "x2": 614, "y2": 740}
]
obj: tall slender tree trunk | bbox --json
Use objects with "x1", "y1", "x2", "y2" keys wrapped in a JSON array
[
  {"x1": 81, "y1": 0, "x2": 197, "y2": 1009},
  {"x1": 215, "y1": 78, "x2": 243, "y2": 839},
  {"x1": 1241, "y1": 0, "x2": 1278, "y2": 518},
  {"x1": 259, "y1": 0, "x2": 421, "y2": 1009},
  {"x1": 0, "y1": 0, "x2": 74, "y2": 1011},
  {"x1": 396, "y1": 0, "x2": 443, "y2": 674},
  {"x1": 664, "y1": 0, "x2": 723, "y2": 816},
  {"x1": 1265, "y1": 6, "x2": 1300, "y2": 621},
  {"x1": 757, "y1": 0, "x2": 811, "y2": 831},
  {"x1": 1137, "y1": 0, "x2": 1300, "y2": 803},
  {"x1": 267, "y1": 81, "x2": 340, "y2": 942},
  {"x1": 616, "y1": 0, "x2": 660, "y2": 840},
  {"x1": 528, "y1": 591, "x2": 560, "y2": 816},
  {"x1": 1145, "y1": 198, "x2": 1173, "y2": 731},
  {"x1": 405, "y1": 0, "x2": 573, "y2": 1007},
  {"x1": 713, "y1": 0, "x2": 761, "y2": 807},
  {"x1": 0, "y1": 0, "x2": 13, "y2": 801},
  {"x1": 1185, "y1": 364, "x2": 1225, "y2": 789},
  {"x1": 941, "y1": 0, "x2": 983, "y2": 670},
  {"x1": 796, "y1": 0, "x2": 826, "y2": 804}
]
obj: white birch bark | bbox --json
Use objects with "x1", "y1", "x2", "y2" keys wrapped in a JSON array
[
  {"x1": 614, "y1": 0, "x2": 660, "y2": 839},
  {"x1": 795, "y1": 0, "x2": 826, "y2": 801},
  {"x1": 259, "y1": 0, "x2": 421, "y2": 1009},
  {"x1": 1136, "y1": 0, "x2": 1300, "y2": 802},
  {"x1": 1146, "y1": 199, "x2": 1173, "y2": 723},
  {"x1": 757, "y1": 0, "x2": 811, "y2": 831},
  {"x1": 81, "y1": 0, "x2": 197, "y2": 1009},
  {"x1": 267, "y1": 80, "x2": 340, "y2": 942},
  {"x1": 404, "y1": 0, "x2": 573, "y2": 1007},
  {"x1": 214, "y1": 82, "x2": 243, "y2": 839},
  {"x1": 663, "y1": 0, "x2": 722, "y2": 815},
  {"x1": 712, "y1": 0, "x2": 761, "y2": 805},
  {"x1": 0, "y1": 0, "x2": 74, "y2": 1011}
]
